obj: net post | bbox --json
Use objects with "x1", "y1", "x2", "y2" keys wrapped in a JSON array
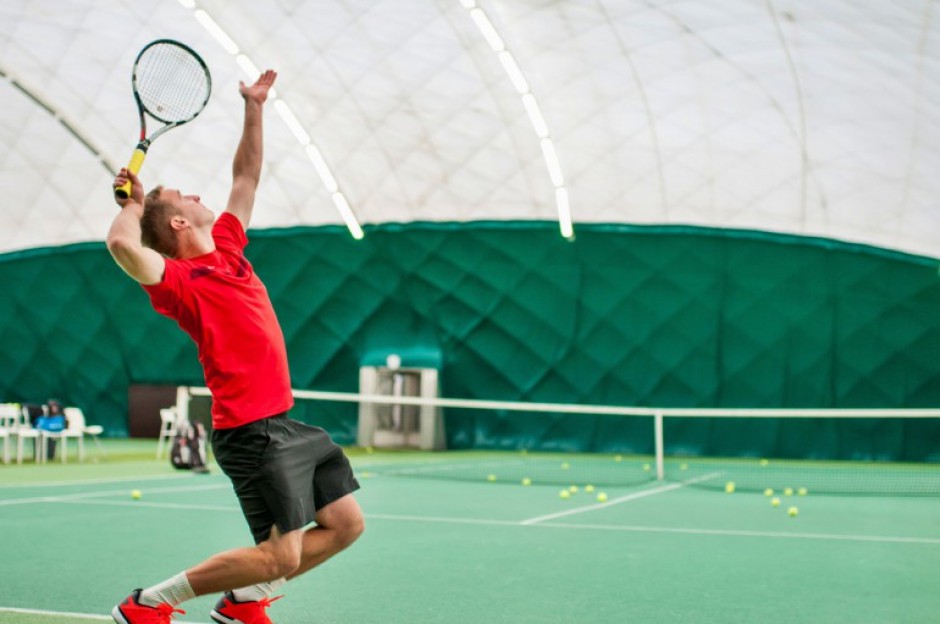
[
  {"x1": 176, "y1": 386, "x2": 191, "y2": 425},
  {"x1": 654, "y1": 409, "x2": 664, "y2": 481},
  {"x1": 357, "y1": 367, "x2": 379, "y2": 448}
]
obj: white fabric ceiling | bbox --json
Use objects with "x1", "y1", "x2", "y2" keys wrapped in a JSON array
[{"x1": 1, "y1": 0, "x2": 938, "y2": 257}]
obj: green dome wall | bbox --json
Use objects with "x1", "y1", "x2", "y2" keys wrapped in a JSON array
[{"x1": 1, "y1": 223, "x2": 938, "y2": 461}]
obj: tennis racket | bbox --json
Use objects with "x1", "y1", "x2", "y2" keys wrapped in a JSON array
[{"x1": 114, "y1": 39, "x2": 212, "y2": 199}]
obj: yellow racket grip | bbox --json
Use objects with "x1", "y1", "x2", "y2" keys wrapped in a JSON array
[{"x1": 114, "y1": 146, "x2": 148, "y2": 200}]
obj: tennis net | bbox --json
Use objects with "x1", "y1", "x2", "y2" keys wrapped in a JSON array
[{"x1": 182, "y1": 387, "x2": 940, "y2": 496}]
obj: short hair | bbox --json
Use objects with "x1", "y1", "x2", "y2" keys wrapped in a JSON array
[{"x1": 140, "y1": 186, "x2": 181, "y2": 258}]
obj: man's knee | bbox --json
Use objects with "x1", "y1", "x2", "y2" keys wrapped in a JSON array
[
  {"x1": 339, "y1": 511, "x2": 365, "y2": 548},
  {"x1": 259, "y1": 527, "x2": 303, "y2": 578},
  {"x1": 318, "y1": 495, "x2": 365, "y2": 549}
]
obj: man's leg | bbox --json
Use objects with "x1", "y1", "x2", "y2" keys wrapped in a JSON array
[
  {"x1": 186, "y1": 524, "x2": 304, "y2": 594},
  {"x1": 112, "y1": 526, "x2": 304, "y2": 623},
  {"x1": 224, "y1": 494, "x2": 364, "y2": 597},
  {"x1": 289, "y1": 493, "x2": 365, "y2": 579},
  {"x1": 205, "y1": 496, "x2": 364, "y2": 624}
]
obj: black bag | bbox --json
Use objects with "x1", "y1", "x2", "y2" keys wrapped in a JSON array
[{"x1": 170, "y1": 421, "x2": 209, "y2": 473}]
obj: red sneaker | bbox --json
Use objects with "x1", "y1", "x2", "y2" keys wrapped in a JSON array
[
  {"x1": 112, "y1": 589, "x2": 186, "y2": 624},
  {"x1": 210, "y1": 592, "x2": 283, "y2": 624}
]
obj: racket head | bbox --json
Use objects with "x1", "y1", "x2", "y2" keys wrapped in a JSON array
[{"x1": 132, "y1": 39, "x2": 212, "y2": 125}]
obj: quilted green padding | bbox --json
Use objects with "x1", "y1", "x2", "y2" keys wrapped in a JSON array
[{"x1": 0, "y1": 223, "x2": 938, "y2": 462}]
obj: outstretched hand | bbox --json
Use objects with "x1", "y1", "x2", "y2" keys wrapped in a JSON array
[{"x1": 239, "y1": 69, "x2": 277, "y2": 105}]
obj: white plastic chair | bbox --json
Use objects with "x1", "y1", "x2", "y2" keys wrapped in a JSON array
[
  {"x1": 63, "y1": 407, "x2": 104, "y2": 462},
  {"x1": 0, "y1": 426, "x2": 9, "y2": 464},
  {"x1": 0, "y1": 403, "x2": 18, "y2": 429},
  {"x1": 156, "y1": 407, "x2": 180, "y2": 459},
  {"x1": 38, "y1": 415, "x2": 81, "y2": 464},
  {"x1": 0, "y1": 403, "x2": 17, "y2": 464},
  {"x1": 14, "y1": 405, "x2": 40, "y2": 464}
]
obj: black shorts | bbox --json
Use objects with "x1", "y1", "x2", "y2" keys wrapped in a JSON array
[{"x1": 212, "y1": 414, "x2": 360, "y2": 544}]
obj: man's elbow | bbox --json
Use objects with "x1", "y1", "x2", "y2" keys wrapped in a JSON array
[
  {"x1": 106, "y1": 233, "x2": 138, "y2": 260},
  {"x1": 106, "y1": 233, "x2": 126, "y2": 254}
]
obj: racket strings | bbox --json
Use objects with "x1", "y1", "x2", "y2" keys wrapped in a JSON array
[{"x1": 135, "y1": 43, "x2": 211, "y2": 123}]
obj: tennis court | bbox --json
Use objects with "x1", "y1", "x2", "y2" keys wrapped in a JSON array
[{"x1": 1, "y1": 440, "x2": 937, "y2": 624}]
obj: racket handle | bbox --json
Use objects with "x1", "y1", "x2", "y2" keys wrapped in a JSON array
[{"x1": 114, "y1": 143, "x2": 149, "y2": 200}]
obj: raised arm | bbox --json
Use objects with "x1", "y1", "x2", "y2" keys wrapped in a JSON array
[
  {"x1": 107, "y1": 168, "x2": 165, "y2": 285},
  {"x1": 225, "y1": 69, "x2": 278, "y2": 230}
]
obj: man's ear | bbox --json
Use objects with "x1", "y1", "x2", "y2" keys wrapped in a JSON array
[{"x1": 170, "y1": 215, "x2": 188, "y2": 231}]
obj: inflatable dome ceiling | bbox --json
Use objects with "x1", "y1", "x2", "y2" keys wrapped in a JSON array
[{"x1": 2, "y1": 0, "x2": 938, "y2": 258}]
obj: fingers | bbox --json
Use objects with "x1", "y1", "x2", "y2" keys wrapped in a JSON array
[
  {"x1": 113, "y1": 168, "x2": 136, "y2": 188},
  {"x1": 122, "y1": 167, "x2": 141, "y2": 185},
  {"x1": 113, "y1": 169, "x2": 127, "y2": 190},
  {"x1": 113, "y1": 167, "x2": 144, "y2": 205},
  {"x1": 252, "y1": 69, "x2": 277, "y2": 89},
  {"x1": 239, "y1": 70, "x2": 277, "y2": 102}
]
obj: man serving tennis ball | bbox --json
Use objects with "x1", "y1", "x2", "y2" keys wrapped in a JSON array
[{"x1": 107, "y1": 70, "x2": 363, "y2": 624}]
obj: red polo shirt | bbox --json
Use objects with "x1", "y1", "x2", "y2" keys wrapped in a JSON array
[{"x1": 143, "y1": 212, "x2": 294, "y2": 429}]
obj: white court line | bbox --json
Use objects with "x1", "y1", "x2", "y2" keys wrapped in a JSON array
[
  {"x1": 0, "y1": 482, "x2": 229, "y2": 506},
  {"x1": 366, "y1": 513, "x2": 518, "y2": 526},
  {"x1": 519, "y1": 472, "x2": 722, "y2": 525},
  {"x1": 5, "y1": 473, "x2": 936, "y2": 547},
  {"x1": 363, "y1": 513, "x2": 940, "y2": 545},
  {"x1": 2, "y1": 496, "x2": 936, "y2": 546},
  {"x1": 0, "y1": 606, "x2": 209, "y2": 623},
  {"x1": 0, "y1": 606, "x2": 110, "y2": 621},
  {"x1": 0, "y1": 472, "x2": 200, "y2": 489},
  {"x1": 56, "y1": 498, "x2": 235, "y2": 512},
  {"x1": 534, "y1": 522, "x2": 940, "y2": 545},
  {"x1": 378, "y1": 458, "x2": 527, "y2": 476}
]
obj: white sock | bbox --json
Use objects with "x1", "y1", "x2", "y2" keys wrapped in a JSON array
[
  {"x1": 231, "y1": 577, "x2": 286, "y2": 602},
  {"x1": 139, "y1": 572, "x2": 196, "y2": 607}
]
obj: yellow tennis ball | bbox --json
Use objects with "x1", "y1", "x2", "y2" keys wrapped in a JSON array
[
  {"x1": 771, "y1": 497, "x2": 781, "y2": 507},
  {"x1": 568, "y1": 485, "x2": 578, "y2": 493},
  {"x1": 614, "y1": 455, "x2": 623, "y2": 463},
  {"x1": 798, "y1": 487, "x2": 808, "y2": 496},
  {"x1": 596, "y1": 492, "x2": 608, "y2": 502},
  {"x1": 759, "y1": 458, "x2": 769, "y2": 467},
  {"x1": 561, "y1": 462, "x2": 570, "y2": 470},
  {"x1": 764, "y1": 488, "x2": 774, "y2": 497},
  {"x1": 521, "y1": 477, "x2": 532, "y2": 486},
  {"x1": 131, "y1": 489, "x2": 142, "y2": 500},
  {"x1": 788, "y1": 506, "x2": 799, "y2": 517},
  {"x1": 784, "y1": 487, "x2": 794, "y2": 496},
  {"x1": 585, "y1": 484, "x2": 595, "y2": 493},
  {"x1": 724, "y1": 481, "x2": 735, "y2": 494},
  {"x1": 559, "y1": 489, "x2": 571, "y2": 499},
  {"x1": 679, "y1": 463, "x2": 688, "y2": 471},
  {"x1": 486, "y1": 474, "x2": 497, "y2": 482},
  {"x1": 642, "y1": 463, "x2": 651, "y2": 472}
]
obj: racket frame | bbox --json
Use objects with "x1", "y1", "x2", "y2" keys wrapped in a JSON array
[{"x1": 115, "y1": 39, "x2": 212, "y2": 199}]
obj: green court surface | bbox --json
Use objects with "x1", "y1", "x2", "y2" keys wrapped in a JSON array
[{"x1": 0, "y1": 440, "x2": 938, "y2": 624}]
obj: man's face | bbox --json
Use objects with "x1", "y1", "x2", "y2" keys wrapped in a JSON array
[{"x1": 162, "y1": 188, "x2": 214, "y2": 228}]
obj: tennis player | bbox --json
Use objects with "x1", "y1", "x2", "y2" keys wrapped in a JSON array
[{"x1": 107, "y1": 70, "x2": 363, "y2": 624}]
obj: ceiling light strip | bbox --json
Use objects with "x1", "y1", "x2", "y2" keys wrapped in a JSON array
[
  {"x1": 461, "y1": 1, "x2": 572, "y2": 239},
  {"x1": 180, "y1": 0, "x2": 363, "y2": 239},
  {"x1": 521, "y1": 94, "x2": 548, "y2": 138},
  {"x1": 469, "y1": 9, "x2": 505, "y2": 51},
  {"x1": 3, "y1": 70, "x2": 116, "y2": 175},
  {"x1": 273, "y1": 100, "x2": 310, "y2": 145},
  {"x1": 306, "y1": 145, "x2": 339, "y2": 193},
  {"x1": 194, "y1": 10, "x2": 239, "y2": 55}
]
